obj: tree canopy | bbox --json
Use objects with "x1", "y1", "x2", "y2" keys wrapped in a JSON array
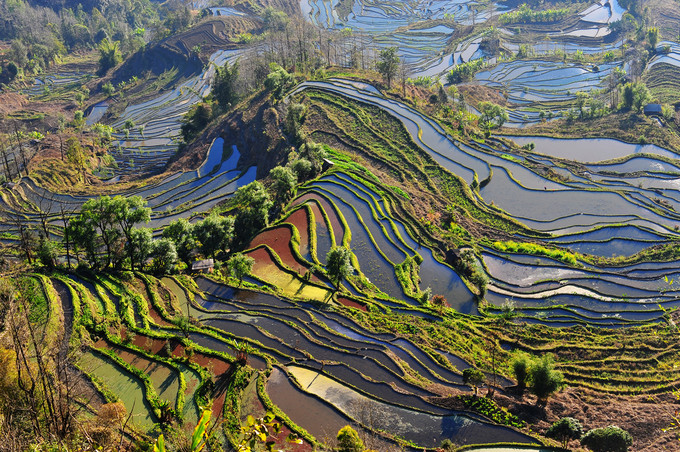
[
  {"x1": 326, "y1": 246, "x2": 354, "y2": 291},
  {"x1": 581, "y1": 425, "x2": 633, "y2": 452},
  {"x1": 376, "y1": 47, "x2": 399, "y2": 88}
]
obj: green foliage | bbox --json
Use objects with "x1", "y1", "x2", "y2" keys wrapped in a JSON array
[
  {"x1": 517, "y1": 44, "x2": 533, "y2": 58},
  {"x1": 193, "y1": 214, "x2": 234, "y2": 259},
  {"x1": 528, "y1": 354, "x2": 564, "y2": 405},
  {"x1": 478, "y1": 102, "x2": 508, "y2": 129},
  {"x1": 163, "y1": 218, "x2": 196, "y2": 268},
  {"x1": 619, "y1": 82, "x2": 652, "y2": 112},
  {"x1": 647, "y1": 27, "x2": 659, "y2": 49},
  {"x1": 407, "y1": 76, "x2": 433, "y2": 87},
  {"x1": 262, "y1": 7, "x2": 289, "y2": 31},
  {"x1": 270, "y1": 166, "x2": 298, "y2": 205},
  {"x1": 547, "y1": 417, "x2": 584, "y2": 449},
  {"x1": 376, "y1": 47, "x2": 400, "y2": 88},
  {"x1": 181, "y1": 102, "x2": 214, "y2": 142},
  {"x1": 336, "y1": 425, "x2": 364, "y2": 452},
  {"x1": 264, "y1": 63, "x2": 294, "y2": 99},
  {"x1": 66, "y1": 195, "x2": 151, "y2": 270},
  {"x1": 462, "y1": 367, "x2": 486, "y2": 396},
  {"x1": 457, "y1": 395, "x2": 526, "y2": 429},
  {"x1": 499, "y1": 4, "x2": 569, "y2": 24},
  {"x1": 232, "y1": 182, "x2": 273, "y2": 250},
  {"x1": 326, "y1": 246, "x2": 354, "y2": 291},
  {"x1": 37, "y1": 238, "x2": 60, "y2": 270},
  {"x1": 65, "y1": 136, "x2": 87, "y2": 175},
  {"x1": 150, "y1": 238, "x2": 177, "y2": 275},
  {"x1": 285, "y1": 103, "x2": 307, "y2": 143},
  {"x1": 97, "y1": 38, "x2": 122, "y2": 76},
  {"x1": 581, "y1": 425, "x2": 633, "y2": 452},
  {"x1": 492, "y1": 240, "x2": 578, "y2": 266},
  {"x1": 128, "y1": 227, "x2": 153, "y2": 270},
  {"x1": 447, "y1": 58, "x2": 485, "y2": 84},
  {"x1": 213, "y1": 61, "x2": 239, "y2": 111},
  {"x1": 238, "y1": 412, "x2": 284, "y2": 451},
  {"x1": 227, "y1": 253, "x2": 255, "y2": 287},
  {"x1": 102, "y1": 82, "x2": 115, "y2": 97},
  {"x1": 511, "y1": 352, "x2": 532, "y2": 391}
]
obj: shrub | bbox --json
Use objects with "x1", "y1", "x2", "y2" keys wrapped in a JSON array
[
  {"x1": 529, "y1": 354, "x2": 563, "y2": 405},
  {"x1": 546, "y1": 417, "x2": 584, "y2": 448},
  {"x1": 581, "y1": 425, "x2": 632, "y2": 452},
  {"x1": 511, "y1": 352, "x2": 532, "y2": 392},
  {"x1": 337, "y1": 425, "x2": 363, "y2": 452},
  {"x1": 463, "y1": 368, "x2": 486, "y2": 396}
]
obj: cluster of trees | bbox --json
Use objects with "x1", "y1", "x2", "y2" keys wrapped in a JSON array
[
  {"x1": 181, "y1": 60, "x2": 296, "y2": 142},
  {"x1": 447, "y1": 58, "x2": 485, "y2": 84},
  {"x1": 0, "y1": 0, "x2": 162, "y2": 84},
  {"x1": 477, "y1": 102, "x2": 508, "y2": 130},
  {"x1": 499, "y1": 3, "x2": 569, "y2": 24},
  {"x1": 11, "y1": 177, "x2": 279, "y2": 278},
  {"x1": 619, "y1": 81, "x2": 652, "y2": 112},
  {"x1": 546, "y1": 417, "x2": 633, "y2": 452},
  {"x1": 511, "y1": 353, "x2": 564, "y2": 405}
]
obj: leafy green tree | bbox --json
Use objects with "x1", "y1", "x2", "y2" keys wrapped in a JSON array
[
  {"x1": 376, "y1": 47, "x2": 400, "y2": 88},
  {"x1": 546, "y1": 417, "x2": 584, "y2": 449},
  {"x1": 263, "y1": 7, "x2": 289, "y2": 31},
  {"x1": 37, "y1": 237, "x2": 60, "y2": 270},
  {"x1": 111, "y1": 196, "x2": 151, "y2": 270},
  {"x1": 291, "y1": 158, "x2": 313, "y2": 181},
  {"x1": 478, "y1": 102, "x2": 508, "y2": 129},
  {"x1": 97, "y1": 38, "x2": 122, "y2": 75},
  {"x1": 337, "y1": 425, "x2": 364, "y2": 452},
  {"x1": 151, "y1": 238, "x2": 177, "y2": 274},
  {"x1": 575, "y1": 91, "x2": 590, "y2": 118},
  {"x1": 511, "y1": 352, "x2": 532, "y2": 393},
  {"x1": 285, "y1": 103, "x2": 307, "y2": 143},
  {"x1": 65, "y1": 136, "x2": 87, "y2": 178},
  {"x1": 77, "y1": 196, "x2": 122, "y2": 268},
  {"x1": 270, "y1": 165, "x2": 297, "y2": 205},
  {"x1": 647, "y1": 27, "x2": 659, "y2": 49},
  {"x1": 619, "y1": 82, "x2": 652, "y2": 112},
  {"x1": 298, "y1": 142, "x2": 327, "y2": 178},
  {"x1": 67, "y1": 215, "x2": 98, "y2": 267},
  {"x1": 326, "y1": 246, "x2": 354, "y2": 291},
  {"x1": 581, "y1": 425, "x2": 633, "y2": 452},
  {"x1": 5, "y1": 62, "x2": 19, "y2": 81},
  {"x1": 227, "y1": 253, "x2": 255, "y2": 287},
  {"x1": 163, "y1": 218, "x2": 196, "y2": 269},
  {"x1": 528, "y1": 354, "x2": 564, "y2": 405},
  {"x1": 213, "y1": 61, "x2": 239, "y2": 110},
  {"x1": 102, "y1": 82, "x2": 115, "y2": 97},
  {"x1": 232, "y1": 182, "x2": 273, "y2": 250},
  {"x1": 462, "y1": 367, "x2": 486, "y2": 396},
  {"x1": 181, "y1": 102, "x2": 213, "y2": 142},
  {"x1": 264, "y1": 63, "x2": 294, "y2": 99},
  {"x1": 194, "y1": 214, "x2": 234, "y2": 259},
  {"x1": 128, "y1": 228, "x2": 153, "y2": 270}
]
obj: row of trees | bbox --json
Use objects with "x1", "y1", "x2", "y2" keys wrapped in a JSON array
[{"x1": 58, "y1": 183, "x2": 270, "y2": 274}]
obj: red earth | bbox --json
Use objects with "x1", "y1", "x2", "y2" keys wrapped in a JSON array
[{"x1": 283, "y1": 208, "x2": 311, "y2": 258}]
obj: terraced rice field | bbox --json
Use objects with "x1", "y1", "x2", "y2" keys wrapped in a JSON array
[
  {"x1": 108, "y1": 49, "x2": 240, "y2": 175},
  {"x1": 9, "y1": 0, "x2": 680, "y2": 446},
  {"x1": 475, "y1": 60, "x2": 619, "y2": 126},
  {"x1": 40, "y1": 265, "x2": 539, "y2": 447},
  {"x1": 292, "y1": 78, "x2": 680, "y2": 326}
]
